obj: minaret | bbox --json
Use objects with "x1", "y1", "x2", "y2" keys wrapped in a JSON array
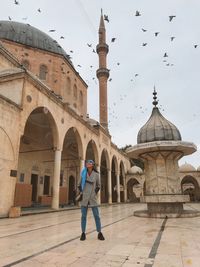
[{"x1": 96, "y1": 9, "x2": 110, "y2": 130}]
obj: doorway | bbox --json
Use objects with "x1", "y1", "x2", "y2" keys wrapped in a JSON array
[
  {"x1": 43, "y1": 175, "x2": 50, "y2": 195},
  {"x1": 31, "y1": 174, "x2": 38, "y2": 202}
]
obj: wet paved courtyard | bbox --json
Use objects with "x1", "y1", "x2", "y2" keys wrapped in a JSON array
[{"x1": 0, "y1": 203, "x2": 200, "y2": 267}]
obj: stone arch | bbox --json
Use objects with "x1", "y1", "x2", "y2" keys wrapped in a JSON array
[
  {"x1": 16, "y1": 106, "x2": 59, "y2": 207},
  {"x1": 111, "y1": 156, "x2": 118, "y2": 174},
  {"x1": 62, "y1": 127, "x2": 83, "y2": 160},
  {"x1": 0, "y1": 127, "x2": 15, "y2": 163},
  {"x1": 85, "y1": 140, "x2": 99, "y2": 166},
  {"x1": 127, "y1": 178, "x2": 141, "y2": 202},
  {"x1": 111, "y1": 156, "x2": 118, "y2": 202},
  {"x1": 21, "y1": 106, "x2": 59, "y2": 149},
  {"x1": 62, "y1": 127, "x2": 83, "y2": 200},
  {"x1": 100, "y1": 148, "x2": 110, "y2": 203},
  {"x1": 120, "y1": 161, "x2": 125, "y2": 202},
  {"x1": 181, "y1": 175, "x2": 200, "y2": 201},
  {"x1": 0, "y1": 127, "x2": 16, "y2": 216},
  {"x1": 101, "y1": 148, "x2": 110, "y2": 170}
]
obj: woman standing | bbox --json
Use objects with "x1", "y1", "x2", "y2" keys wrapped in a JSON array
[{"x1": 78, "y1": 159, "x2": 105, "y2": 241}]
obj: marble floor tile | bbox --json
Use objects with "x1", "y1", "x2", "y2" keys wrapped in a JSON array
[{"x1": 0, "y1": 203, "x2": 200, "y2": 267}]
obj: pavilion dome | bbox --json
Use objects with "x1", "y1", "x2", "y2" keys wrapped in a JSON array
[
  {"x1": 137, "y1": 90, "x2": 181, "y2": 144},
  {"x1": 0, "y1": 20, "x2": 72, "y2": 63},
  {"x1": 86, "y1": 116, "x2": 100, "y2": 127},
  {"x1": 128, "y1": 166, "x2": 143, "y2": 175},
  {"x1": 179, "y1": 162, "x2": 196, "y2": 172}
]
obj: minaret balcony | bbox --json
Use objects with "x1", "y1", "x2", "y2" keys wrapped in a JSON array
[
  {"x1": 96, "y1": 43, "x2": 109, "y2": 54},
  {"x1": 96, "y1": 68, "x2": 110, "y2": 78}
]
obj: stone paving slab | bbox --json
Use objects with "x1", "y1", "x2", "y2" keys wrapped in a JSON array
[{"x1": 0, "y1": 203, "x2": 200, "y2": 267}]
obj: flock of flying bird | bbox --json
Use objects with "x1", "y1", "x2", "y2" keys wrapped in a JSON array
[{"x1": 8, "y1": 1, "x2": 200, "y2": 130}]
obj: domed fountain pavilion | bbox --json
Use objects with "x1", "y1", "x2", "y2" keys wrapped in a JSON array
[{"x1": 127, "y1": 90, "x2": 200, "y2": 218}]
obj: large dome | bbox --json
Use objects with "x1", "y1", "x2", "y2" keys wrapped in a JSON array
[
  {"x1": 137, "y1": 90, "x2": 181, "y2": 144},
  {"x1": 0, "y1": 21, "x2": 72, "y2": 63}
]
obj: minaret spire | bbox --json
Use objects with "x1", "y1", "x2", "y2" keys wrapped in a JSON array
[{"x1": 96, "y1": 9, "x2": 109, "y2": 130}]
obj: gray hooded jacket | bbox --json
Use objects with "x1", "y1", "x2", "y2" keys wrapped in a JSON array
[{"x1": 78, "y1": 170, "x2": 100, "y2": 207}]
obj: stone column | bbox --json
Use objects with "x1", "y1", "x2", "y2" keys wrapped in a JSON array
[
  {"x1": 80, "y1": 159, "x2": 85, "y2": 171},
  {"x1": 79, "y1": 159, "x2": 85, "y2": 185},
  {"x1": 124, "y1": 180, "x2": 127, "y2": 202},
  {"x1": 108, "y1": 169, "x2": 112, "y2": 204},
  {"x1": 116, "y1": 174, "x2": 121, "y2": 203},
  {"x1": 97, "y1": 165, "x2": 101, "y2": 205},
  {"x1": 52, "y1": 149, "x2": 62, "y2": 210}
]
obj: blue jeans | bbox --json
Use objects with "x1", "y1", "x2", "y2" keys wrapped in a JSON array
[{"x1": 81, "y1": 206, "x2": 101, "y2": 233}]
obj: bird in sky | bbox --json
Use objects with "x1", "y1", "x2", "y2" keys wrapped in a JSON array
[
  {"x1": 60, "y1": 36, "x2": 64, "y2": 39},
  {"x1": 14, "y1": 0, "x2": 19, "y2": 5},
  {"x1": 135, "y1": 10, "x2": 141, "y2": 16},
  {"x1": 108, "y1": 78, "x2": 112, "y2": 82},
  {"x1": 163, "y1": 52, "x2": 168, "y2": 57},
  {"x1": 49, "y1": 29, "x2": 56, "y2": 32},
  {"x1": 92, "y1": 49, "x2": 96, "y2": 53},
  {"x1": 37, "y1": 8, "x2": 41, "y2": 12},
  {"x1": 170, "y1": 37, "x2": 175, "y2": 41},
  {"x1": 155, "y1": 32, "x2": 159, "y2": 37},
  {"x1": 111, "y1": 38, "x2": 116, "y2": 42},
  {"x1": 70, "y1": 50, "x2": 73, "y2": 53},
  {"x1": 104, "y1": 15, "x2": 109, "y2": 23},
  {"x1": 142, "y1": 28, "x2": 147, "y2": 32},
  {"x1": 77, "y1": 65, "x2": 81, "y2": 67},
  {"x1": 87, "y1": 43, "x2": 92, "y2": 47},
  {"x1": 8, "y1": 16, "x2": 12, "y2": 20},
  {"x1": 135, "y1": 74, "x2": 139, "y2": 77},
  {"x1": 117, "y1": 62, "x2": 120, "y2": 65},
  {"x1": 194, "y1": 44, "x2": 198, "y2": 48},
  {"x1": 142, "y1": 43, "x2": 147, "y2": 46},
  {"x1": 169, "y1": 15, "x2": 176, "y2": 22}
]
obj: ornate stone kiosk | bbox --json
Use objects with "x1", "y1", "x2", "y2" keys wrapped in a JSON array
[{"x1": 127, "y1": 90, "x2": 199, "y2": 218}]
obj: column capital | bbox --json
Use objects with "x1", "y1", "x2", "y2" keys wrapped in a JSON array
[{"x1": 52, "y1": 147, "x2": 62, "y2": 152}]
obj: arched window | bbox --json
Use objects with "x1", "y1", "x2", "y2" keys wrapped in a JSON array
[
  {"x1": 39, "y1": 64, "x2": 48, "y2": 80},
  {"x1": 22, "y1": 60, "x2": 30, "y2": 70},
  {"x1": 73, "y1": 84, "x2": 77, "y2": 99},
  {"x1": 67, "y1": 77, "x2": 71, "y2": 95},
  {"x1": 79, "y1": 90, "x2": 83, "y2": 106}
]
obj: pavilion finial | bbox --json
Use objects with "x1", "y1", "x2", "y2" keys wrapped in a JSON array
[
  {"x1": 152, "y1": 86, "x2": 158, "y2": 107},
  {"x1": 101, "y1": 8, "x2": 103, "y2": 16}
]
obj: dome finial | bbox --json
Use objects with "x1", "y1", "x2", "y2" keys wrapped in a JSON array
[{"x1": 152, "y1": 86, "x2": 158, "y2": 107}]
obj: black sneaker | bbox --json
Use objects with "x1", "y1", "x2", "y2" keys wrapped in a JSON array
[
  {"x1": 98, "y1": 232, "x2": 105, "y2": 240},
  {"x1": 80, "y1": 232, "x2": 86, "y2": 241}
]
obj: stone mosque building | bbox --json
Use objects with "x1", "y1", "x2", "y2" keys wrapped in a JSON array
[{"x1": 0, "y1": 13, "x2": 199, "y2": 218}]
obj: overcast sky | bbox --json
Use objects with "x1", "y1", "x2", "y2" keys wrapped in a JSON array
[{"x1": 1, "y1": 0, "x2": 200, "y2": 167}]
